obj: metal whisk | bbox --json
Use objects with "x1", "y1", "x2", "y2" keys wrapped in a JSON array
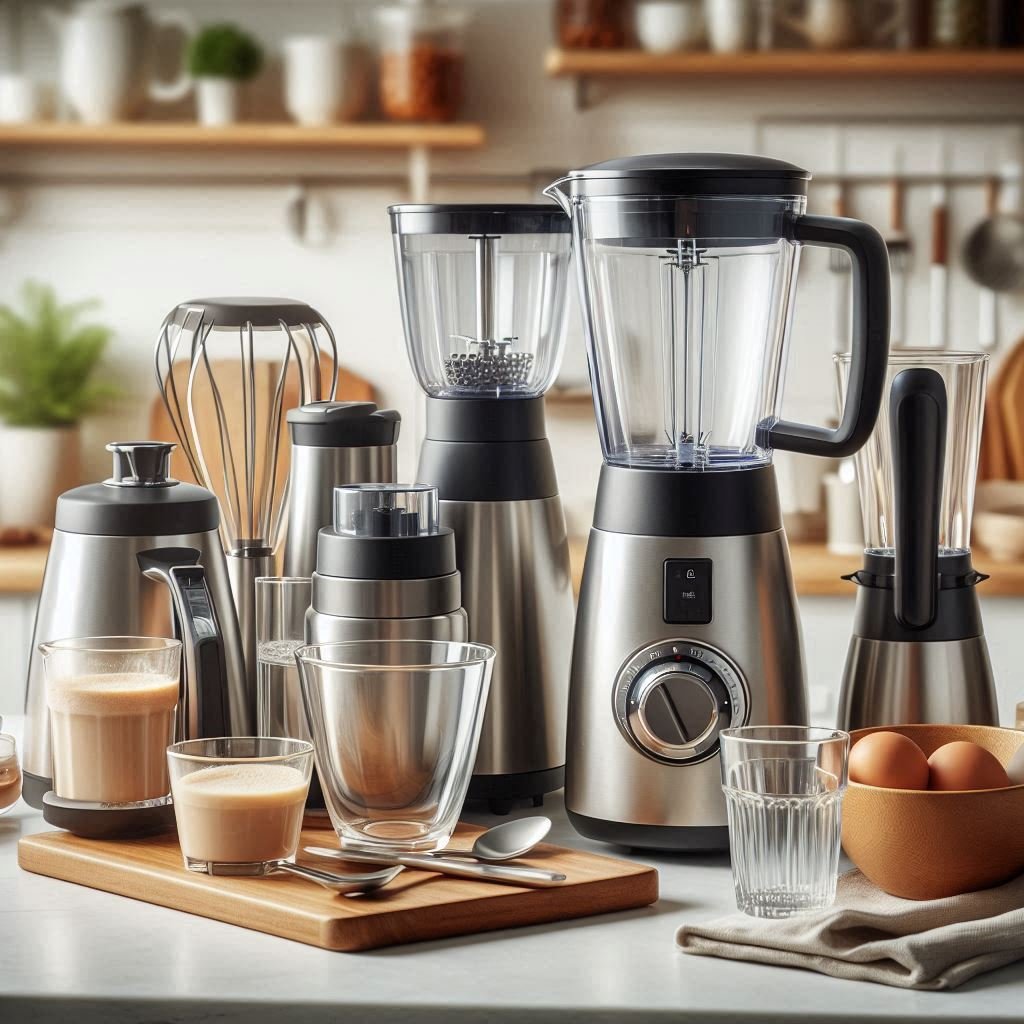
[{"x1": 154, "y1": 297, "x2": 337, "y2": 695}]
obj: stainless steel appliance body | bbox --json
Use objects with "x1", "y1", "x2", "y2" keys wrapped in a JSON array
[
  {"x1": 22, "y1": 443, "x2": 248, "y2": 809},
  {"x1": 547, "y1": 154, "x2": 891, "y2": 849},
  {"x1": 837, "y1": 360, "x2": 997, "y2": 729},
  {"x1": 282, "y1": 402, "x2": 400, "y2": 579},
  {"x1": 568, "y1": 515, "x2": 807, "y2": 849},
  {"x1": 390, "y1": 203, "x2": 575, "y2": 811}
]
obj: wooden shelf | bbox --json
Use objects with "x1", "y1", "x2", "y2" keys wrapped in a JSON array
[
  {"x1": 547, "y1": 47, "x2": 1024, "y2": 79},
  {"x1": 0, "y1": 121, "x2": 485, "y2": 151},
  {"x1": 548, "y1": 386, "x2": 594, "y2": 406}
]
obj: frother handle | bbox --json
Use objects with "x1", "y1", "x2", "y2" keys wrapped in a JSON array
[
  {"x1": 764, "y1": 214, "x2": 890, "y2": 458},
  {"x1": 138, "y1": 548, "x2": 229, "y2": 739},
  {"x1": 891, "y1": 369, "x2": 947, "y2": 631}
]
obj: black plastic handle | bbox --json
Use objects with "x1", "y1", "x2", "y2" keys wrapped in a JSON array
[
  {"x1": 890, "y1": 369, "x2": 947, "y2": 630},
  {"x1": 137, "y1": 547, "x2": 229, "y2": 739},
  {"x1": 763, "y1": 213, "x2": 890, "y2": 458}
]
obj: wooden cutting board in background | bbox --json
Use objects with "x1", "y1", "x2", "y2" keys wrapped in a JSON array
[
  {"x1": 980, "y1": 337, "x2": 1024, "y2": 482},
  {"x1": 999, "y1": 339, "x2": 1024, "y2": 480},
  {"x1": 149, "y1": 356, "x2": 374, "y2": 518},
  {"x1": 18, "y1": 825, "x2": 659, "y2": 953}
]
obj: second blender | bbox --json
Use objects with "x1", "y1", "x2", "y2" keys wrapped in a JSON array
[{"x1": 389, "y1": 203, "x2": 575, "y2": 812}]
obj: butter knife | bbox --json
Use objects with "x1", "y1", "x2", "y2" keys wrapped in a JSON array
[{"x1": 305, "y1": 846, "x2": 567, "y2": 888}]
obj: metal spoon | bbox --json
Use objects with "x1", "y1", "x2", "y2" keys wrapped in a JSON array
[
  {"x1": 305, "y1": 847, "x2": 567, "y2": 888},
  {"x1": 425, "y1": 816, "x2": 551, "y2": 862},
  {"x1": 207, "y1": 859, "x2": 403, "y2": 894}
]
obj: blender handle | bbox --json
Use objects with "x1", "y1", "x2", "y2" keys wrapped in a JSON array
[
  {"x1": 891, "y1": 369, "x2": 947, "y2": 631},
  {"x1": 763, "y1": 214, "x2": 890, "y2": 458},
  {"x1": 137, "y1": 547, "x2": 230, "y2": 740}
]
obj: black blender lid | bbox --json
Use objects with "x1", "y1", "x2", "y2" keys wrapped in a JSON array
[
  {"x1": 170, "y1": 297, "x2": 327, "y2": 328},
  {"x1": 287, "y1": 401, "x2": 401, "y2": 448},
  {"x1": 55, "y1": 442, "x2": 220, "y2": 537},
  {"x1": 388, "y1": 203, "x2": 569, "y2": 235},
  {"x1": 563, "y1": 153, "x2": 811, "y2": 197}
]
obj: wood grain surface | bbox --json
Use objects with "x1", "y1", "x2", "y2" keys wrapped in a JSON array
[{"x1": 18, "y1": 824, "x2": 659, "y2": 952}]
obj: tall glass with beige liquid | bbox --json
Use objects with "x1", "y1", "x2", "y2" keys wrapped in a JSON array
[{"x1": 39, "y1": 637, "x2": 181, "y2": 805}]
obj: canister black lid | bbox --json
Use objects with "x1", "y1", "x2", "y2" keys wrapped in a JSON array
[
  {"x1": 388, "y1": 203, "x2": 569, "y2": 236},
  {"x1": 55, "y1": 442, "x2": 220, "y2": 536},
  {"x1": 315, "y1": 529, "x2": 457, "y2": 581},
  {"x1": 287, "y1": 402, "x2": 401, "y2": 448},
  {"x1": 562, "y1": 153, "x2": 811, "y2": 198}
]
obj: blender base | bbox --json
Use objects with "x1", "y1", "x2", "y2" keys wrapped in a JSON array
[{"x1": 567, "y1": 810, "x2": 730, "y2": 853}]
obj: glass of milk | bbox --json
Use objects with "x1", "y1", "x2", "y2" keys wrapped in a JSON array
[{"x1": 167, "y1": 736, "x2": 314, "y2": 874}]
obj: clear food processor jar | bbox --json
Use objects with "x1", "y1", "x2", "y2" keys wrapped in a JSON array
[
  {"x1": 545, "y1": 153, "x2": 891, "y2": 471},
  {"x1": 376, "y1": 0, "x2": 468, "y2": 122},
  {"x1": 333, "y1": 482, "x2": 439, "y2": 538},
  {"x1": 389, "y1": 204, "x2": 572, "y2": 399},
  {"x1": 835, "y1": 350, "x2": 988, "y2": 555}
]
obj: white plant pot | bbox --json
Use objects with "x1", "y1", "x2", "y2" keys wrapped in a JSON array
[
  {"x1": 0, "y1": 424, "x2": 81, "y2": 527},
  {"x1": 195, "y1": 78, "x2": 239, "y2": 126}
]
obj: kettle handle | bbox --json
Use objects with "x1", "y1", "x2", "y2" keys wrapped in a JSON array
[
  {"x1": 148, "y1": 10, "x2": 197, "y2": 103},
  {"x1": 760, "y1": 213, "x2": 890, "y2": 459},
  {"x1": 137, "y1": 547, "x2": 229, "y2": 739},
  {"x1": 890, "y1": 369, "x2": 947, "y2": 630}
]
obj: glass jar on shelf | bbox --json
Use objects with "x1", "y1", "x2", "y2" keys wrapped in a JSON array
[
  {"x1": 556, "y1": 0, "x2": 628, "y2": 49},
  {"x1": 376, "y1": 0, "x2": 468, "y2": 123}
]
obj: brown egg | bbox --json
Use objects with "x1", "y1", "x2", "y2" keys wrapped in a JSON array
[
  {"x1": 849, "y1": 731, "x2": 930, "y2": 790},
  {"x1": 927, "y1": 741, "x2": 1010, "y2": 792}
]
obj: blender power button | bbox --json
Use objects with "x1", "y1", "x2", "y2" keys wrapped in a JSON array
[{"x1": 663, "y1": 559, "x2": 712, "y2": 625}]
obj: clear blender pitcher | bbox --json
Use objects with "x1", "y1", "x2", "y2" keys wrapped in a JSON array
[
  {"x1": 545, "y1": 154, "x2": 891, "y2": 469},
  {"x1": 389, "y1": 204, "x2": 571, "y2": 399}
]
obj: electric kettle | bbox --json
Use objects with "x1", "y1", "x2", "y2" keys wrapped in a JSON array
[{"x1": 21, "y1": 441, "x2": 249, "y2": 808}]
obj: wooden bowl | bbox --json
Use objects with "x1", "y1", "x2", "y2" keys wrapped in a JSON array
[{"x1": 842, "y1": 724, "x2": 1024, "y2": 900}]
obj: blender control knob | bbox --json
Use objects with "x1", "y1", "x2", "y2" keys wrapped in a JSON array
[{"x1": 613, "y1": 640, "x2": 748, "y2": 765}]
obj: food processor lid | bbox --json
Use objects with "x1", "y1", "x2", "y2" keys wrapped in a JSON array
[
  {"x1": 388, "y1": 203, "x2": 569, "y2": 236},
  {"x1": 287, "y1": 401, "x2": 401, "y2": 448},
  {"x1": 170, "y1": 297, "x2": 328, "y2": 328},
  {"x1": 562, "y1": 153, "x2": 811, "y2": 198},
  {"x1": 55, "y1": 442, "x2": 220, "y2": 537}
]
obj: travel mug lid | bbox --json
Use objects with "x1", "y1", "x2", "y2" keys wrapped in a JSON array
[{"x1": 287, "y1": 402, "x2": 401, "y2": 448}]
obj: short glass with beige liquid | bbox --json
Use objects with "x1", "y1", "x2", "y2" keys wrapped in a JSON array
[
  {"x1": 0, "y1": 718, "x2": 22, "y2": 814},
  {"x1": 39, "y1": 637, "x2": 181, "y2": 806},
  {"x1": 167, "y1": 737, "x2": 313, "y2": 874}
]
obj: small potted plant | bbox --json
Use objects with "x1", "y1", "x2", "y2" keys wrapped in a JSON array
[
  {"x1": 187, "y1": 23, "x2": 264, "y2": 126},
  {"x1": 0, "y1": 283, "x2": 116, "y2": 526}
]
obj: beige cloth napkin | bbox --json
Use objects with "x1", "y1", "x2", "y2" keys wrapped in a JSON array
[{"x1": 677, "y1": 869, "x2": 1024, "y2": 990}]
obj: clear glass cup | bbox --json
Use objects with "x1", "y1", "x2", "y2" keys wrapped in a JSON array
[
  {"x1": 295, "y1": 639, "x2": 495, "y2": 852},
  {"x1": 167, "y1": 737, "x2": 314, "y2": 874},
  {"x1": 835, "y1": 350, "x2": 988, "y2": 554},
  {"x1": 0, "y1": 719, "x2": 22, "y2": 815},
  {"x1": 255, "y1": 577, "x2": 324, "y2": 812},
  {"x1": 39, "y1": 636, "x2": 181, "y2": 806},
  {"x1": 720, "y1": 726, "x2": 850, "y2": 919}
]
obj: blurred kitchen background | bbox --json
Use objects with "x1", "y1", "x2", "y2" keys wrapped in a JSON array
[{"x1": 1, "y1": 0, "x2": 1024, "y2": 722}]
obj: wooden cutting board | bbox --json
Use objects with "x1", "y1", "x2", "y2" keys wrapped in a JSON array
[{"x1": 18, "y1": 825, "x2": 659, "y2": 952}]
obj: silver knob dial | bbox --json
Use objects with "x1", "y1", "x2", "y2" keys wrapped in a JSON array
[{"x1": 614, "y1": 640, "x2": 748, "y2": 765}]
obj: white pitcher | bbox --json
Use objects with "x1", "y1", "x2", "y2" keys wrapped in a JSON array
[
  {"x1": 43, "y1": 1, "x2": 194, "y2": 124},
  {"x1": 777, "y1": 0, "x2": 859, "y2": 50}
]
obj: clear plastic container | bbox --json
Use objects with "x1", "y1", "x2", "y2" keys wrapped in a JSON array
[
  {"x1": 390, "y1": 204, "x2": 571, "y2": 399},
  {"x1": 556, "y1": 0, "x2": 628, "y2": 49},
  {"x1": 376, "y1": 1, "x2": 468, "y2": 122},
  {"x1": 333, "y1": 483, "x2": 439, "y2": 537},
  {"x1": 835, "y1": 351, "x2": 988, "y2": 554},
  {"x1": 554, "y1": 192, "x2": 805, "y2": 468}
]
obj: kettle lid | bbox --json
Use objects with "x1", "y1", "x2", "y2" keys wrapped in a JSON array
[
  {"x1": 55, "y1": 442, "x2": 220, "y2": 537},
  {"x1": 287, "y1": 402, "x2": 401, "y2": 448}
]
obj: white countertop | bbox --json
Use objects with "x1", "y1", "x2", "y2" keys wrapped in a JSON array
[{"x1": 1, "y1": 716, "x2": 1022, "y2": 1023}]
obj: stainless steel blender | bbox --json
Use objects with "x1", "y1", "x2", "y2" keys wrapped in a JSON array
[
  {"x1": 389, "y1": 203, "x2": 574, "y2": 812},
  {"x1": 836, "y1": 352, "x2": 997, "y2": 728},
  {"x1": 546, "y1": 154, "x2": 891, "y2": 850}
]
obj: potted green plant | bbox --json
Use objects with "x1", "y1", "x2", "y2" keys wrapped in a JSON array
[
  {"x1": 187, "y1": 23, "x2": 264, "y2": 126},
  {"x1": 0, "y1": 283, "x2": 116, "y2": 526}
]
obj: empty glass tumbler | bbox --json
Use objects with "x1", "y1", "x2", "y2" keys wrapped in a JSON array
[
  {"x1": 720, "y1": 726, "x2": 849, "y2": 918},
  {"x1": 295, "y1": 640, "x2": 495, "y2": 852},
  {"x1": 256, "y1": 577, "x2": 325, "y2": 811}
]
